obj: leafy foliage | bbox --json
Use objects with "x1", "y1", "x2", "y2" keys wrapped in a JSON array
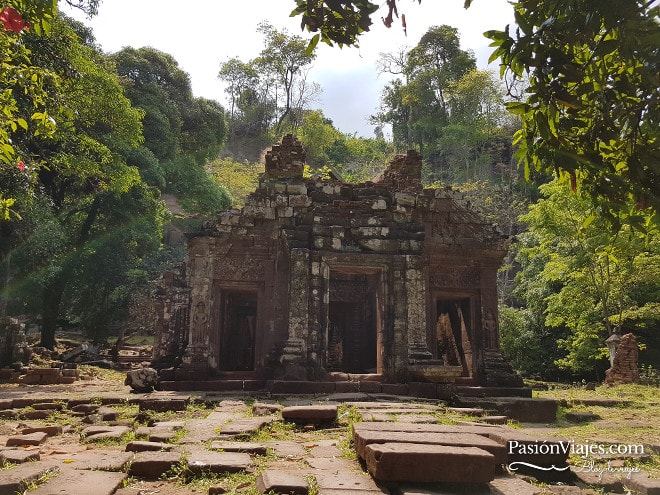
[
  {"x1": 485, "y1": 0, "x2": 659, "y2": 221},
  {"x1": 506, "y1": 178, "x2": 660, "y2": 376}
]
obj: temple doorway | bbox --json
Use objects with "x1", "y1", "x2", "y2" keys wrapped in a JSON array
[
  {"x1": 327, "y1": 271, "x2": 380, "y2": 374},
  {"x1": 435, "y1": 298, "x2": 473, "y2": 377},
  {"x1": 219, "y1": 291, "x2": 257, "y2": 371}
]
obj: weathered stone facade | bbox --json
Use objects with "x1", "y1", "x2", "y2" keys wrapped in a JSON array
[{"x1": 153, "y1": 135, "x2": 522, "y2": 387}]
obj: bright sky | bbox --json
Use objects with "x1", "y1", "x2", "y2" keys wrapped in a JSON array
[{"x1": 62, "y1": 0, "x2": 515, "y2": 137}]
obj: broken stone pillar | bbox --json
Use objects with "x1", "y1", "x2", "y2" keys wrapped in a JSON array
[{"x1": 605, "y1": 333, "x2": 640, "y2": 385}]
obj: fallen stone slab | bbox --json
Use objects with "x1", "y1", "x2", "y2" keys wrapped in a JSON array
[
  {"x1": 21, "y1": 425, "x2": 62, "y2": 437},
  {"x1": 48, "y1": 450, "x2": 132, "y2": 471},
  {"x1": 6, "y1": 431, "x2": 48, "y2": 446},
  {"x1": 81, "y1": 425, "x2": 131, "y2": 443},
  {"x1": 364, "y1": 443, "x2": 495, "y2": 483},
  {"x1": 545, "y1": 487, "x2": 587, "y2": 494},
  {"x1": 282, "y1": 405, "x2": 338, "y2": 424},
  {"x1": 489, "y1": 475, "x2": 544, "y2": 495},
  {"x1": 256, "y1": 469, "x2": 308, "y2": 495},
  {"x1": 149, "y1": 431, "x2": 176, "y2": 443},
  {"x1": 128, "y1": 451, "x2": 182, "y2": 478},
  {"x1": 186, "y1": 450, "x2": 253, "y2": 474},
  {"x1": 71, "y1": 403, "x2": 99, "y2": 414},
  {"x1": 217, "y1": 417, "x2": 275, "y2": 435},
  {"x1": 19, "y1": 410, "x2": 50, "y2": 420},
  {"x1": 353, "y1": 429, "x2": 506, "y2": 464},
  {"x1": 0, "y1": 408, "x2": 20, "y2": 419},
  {"x1": 210, "y1": 441, "x2": 267, "y2": 455},
  {"x1": 125, "y1": 440, "x2": 173, "y2": 452},
  {"x1": 0, "y1": 448, "x2": 40, "y2": 463},
  {"x1": 97, "y1": 406, "x2": 118, "y2": 421},
  {"x1": 30, "y1": 468, "x2": 127, "y2": 495},
  {"x1": 0, "y1": 462, "x2": 59, "y2": 495},
  {"x1": 482, "y1": 416, "x2": 509, "y2": 425},
  {"x1": 306, "y1": 457, "x2": 355, "y2": 471}
]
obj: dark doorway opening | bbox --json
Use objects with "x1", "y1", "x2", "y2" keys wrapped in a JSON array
[
  {"x1": 327, "y1": 272, "x2": 379, "y2": 374},
  {"x1": 219, "y1": 292, "x2": 257, "y2": 371},
  {"x1": 435, "y1": 298, "x2": 472, "y2": 377}
]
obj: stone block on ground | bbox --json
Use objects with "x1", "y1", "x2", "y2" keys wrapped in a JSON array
[
  {"x1": 97, "y1": 406, "x2": 118, "y2": 421},
  {"x1": 48, "y1": 451, "x2": 132, "y2": 471},
  {"x1": 81, "y1": 425, "x2": 130, "y2": 443},
  {"x1": 125, "y1": 367, "x2": 158, "y2": 392},
  {"x1": 125, "y1": 440, "x2": 173, "y2": 452},
  {"x1": 6, "y1": 431, "x2": 48, "y2": 446},
  {"x1": 30, "y1": 468, "x2": 127, "y2": 495},
  {"x1": 129, "y1": 451, "x2": 182, "y2": 478},
  {"x1": 353, "y1": 429, "x2": 506, "y2": 464},
  {"x1": 186, "y1": 450, "x2": 253, "y2": 474},
  {"x1": 264, "y1": 441, "x2": 307, "y2": 458},
  {"x1": 570, "y1": 466, "x2": 625, "y2": 493},
  {"x1": 364, "y1": 443, "x2": 496, "y2": 483},
  {"x1": 216, "y1": 417, "x2": 275, "y2": 435},
  {"x1": 210, "y1": 441, "x2": 268, "y2": 455},
  {"x1": 0, "y1": 462, "x2": 58, "y2": 495},
  {"x1": 0, "y1": 448, "x2": 40, "y2": 463},
  {"x1": 459, "y1": 398, "x2": 557, "y2": 423},
  {"x1": 21, "y1": 425, "x2": 62, "y2": 437},
  {"x1": 255, "y1": 469, "x2": 309, "y2": 495},
  {"x1": 281, "y1": 405, "x2": 338, "y2": 424}
]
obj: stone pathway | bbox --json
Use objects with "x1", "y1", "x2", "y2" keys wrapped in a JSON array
[{"x1": 0, "y1": 391, "x2": 657, "y2": 495}]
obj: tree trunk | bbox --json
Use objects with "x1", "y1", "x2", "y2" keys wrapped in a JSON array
[{"x1": 40, "y1": 272, "x2": 66, "y2": 350}]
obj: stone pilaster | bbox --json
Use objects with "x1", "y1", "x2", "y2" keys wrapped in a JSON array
[
  {"x1": 406, "y1": 255, "x2": 432, "y2": 362},
  {"x1": 279, "y1": 248, "x2": 310, "y2": 379}
]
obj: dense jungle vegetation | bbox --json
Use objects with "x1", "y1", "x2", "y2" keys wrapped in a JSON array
[{"x1": 1, "y1": 0, "x2": 657, "y2": 381}]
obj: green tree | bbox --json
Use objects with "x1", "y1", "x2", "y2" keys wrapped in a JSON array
[
  {"x1": 208, "y1": 157, "x2": 263, "y2": 208},
  {"x1": 510, "y1": 178, "x2": 660, "y2": 376},
  {"x1": 113, "y1": 47, "x2": 230, "y2": 214},
  {"x1": 1, "y1": 16, "x2": 163, "y2": 348}
]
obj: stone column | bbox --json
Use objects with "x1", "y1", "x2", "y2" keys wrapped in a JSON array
[
  {"x1": 406, "y1": 255, "x2": 432, "y2": 362},
  {"x1": 178, "y1": 239, "x2": 213, "y2": 377},
  {"x1": 279, "y1": 248, "x2": 310, "y2": 380}
]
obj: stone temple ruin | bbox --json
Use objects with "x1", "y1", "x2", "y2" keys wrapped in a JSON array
[{"x1": 153, "y1": 135, "x2": 523, "y2": 393}]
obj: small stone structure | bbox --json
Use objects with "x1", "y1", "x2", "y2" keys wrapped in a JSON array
[
  {"x1": 605, "y1": 333, "x2": 640, "y2": 385},
  {"x1": 152, "y1": 135, "x2": 522, "y2": 388}
]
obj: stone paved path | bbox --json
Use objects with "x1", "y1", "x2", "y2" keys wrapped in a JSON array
[{"x1": 0, "y1": 387, "x2": 657, "y2": 495}]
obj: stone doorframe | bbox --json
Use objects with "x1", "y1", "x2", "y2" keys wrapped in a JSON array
[{"x1": 320, "y1": 262, "x2": 385, "y2": 377}]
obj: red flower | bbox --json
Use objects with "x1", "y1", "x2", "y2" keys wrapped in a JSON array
[
  {"x1": 1, "y1": 7, "x2": 28, "y2": 33},
  {"x1": 17, "y1": 160, "x2": 25, "y2": 172}
]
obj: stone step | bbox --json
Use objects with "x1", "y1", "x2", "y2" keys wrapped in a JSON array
[
  {"x1": 353, "y1": 429, "x2": 506, "y2": 464},
  {"x1": 364, "y1": 442, "x2": 496, "y2": 483},
  {"x1": 210, "y1": 440, "x2": 268, "y2": 455},
  {"x1": 128, "y1": 451, "x2": 183, "y2": 479}
]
